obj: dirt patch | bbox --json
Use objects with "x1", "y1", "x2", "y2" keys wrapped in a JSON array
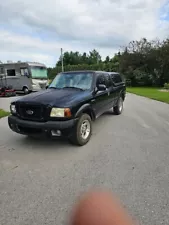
[{"x1": 159, "y1": 89, "x2": 169, "y2": 92}]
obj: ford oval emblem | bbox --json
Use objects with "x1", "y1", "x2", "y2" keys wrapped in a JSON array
[{"x1": 26, "y1": 110, "x2": 34, "y2": 115}]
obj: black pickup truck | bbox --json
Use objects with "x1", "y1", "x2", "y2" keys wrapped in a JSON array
[{"x1": 8, "y1": 70, "x2": 126, "y2": 146}]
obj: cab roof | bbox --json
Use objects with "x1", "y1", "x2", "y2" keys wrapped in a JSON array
[{"x1": 61, "y1": 70, "x2": 119, "y2": 74}]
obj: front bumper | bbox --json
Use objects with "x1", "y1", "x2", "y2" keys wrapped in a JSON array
[
  {"x1": 31, "y1": 85, "x2": 46, "y2": 92},
  {"x1": 8, "y1": 115, "x2": 78, "y2": 137}
]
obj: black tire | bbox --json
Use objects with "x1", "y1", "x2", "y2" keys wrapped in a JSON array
[
  {"x1": 23, "y1": 87, "x2": 29, "y2": 95},
  {"x1": 69, "y1": 113, "x2": 92, "y2": 146},
  {"x1": 113, "y1": 96, "x2": 123, "y2": 115}
]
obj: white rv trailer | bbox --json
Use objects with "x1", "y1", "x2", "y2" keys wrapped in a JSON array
[{"x1": 0, "y1": 61, "x2": 48, "y2": 94}]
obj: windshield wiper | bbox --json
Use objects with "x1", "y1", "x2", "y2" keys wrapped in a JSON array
[
  {"x1": 63, "y1": 86, "x2": 84, "y2": 91},
  {"x1": 49, "y1": 86, "x2": 56, "y2": 89},
  {"x1": 49, "y1": 87, "x2": 61, "y2": 89}
]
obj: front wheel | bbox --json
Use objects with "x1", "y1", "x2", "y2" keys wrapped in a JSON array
[
  {"x1": 69, "y1": 114, "x2": 92, "y2": 146},
  {"x1": 113, "y1": 97, "x2": 123, "y2": 115},
  {"x1": 23, "y1": 87, "x2": 29, "y2": 95}
]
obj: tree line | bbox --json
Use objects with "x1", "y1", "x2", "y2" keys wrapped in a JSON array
[{"x1": 47, "y1": 38, "x2": 169, "y2": 87}]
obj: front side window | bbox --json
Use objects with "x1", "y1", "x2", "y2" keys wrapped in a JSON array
[
  {"x1": 96, "y1": 73, "x2": 111, "y2": 88},
  {"x1": 20, "y1": 68, "x2": 29, "y2": 76},
  {"x1": 49, "y1": 72, "x2": 93, "y2": 90},
  {"x1": 111, "y1": 73, "x2": 122, "y2": 84},
  {"x1": 96, "y1": 74, "x2": 106, "y2": 86},
  {"x1": 104, "y1": 73, "x2": 111, "y2": 87}
]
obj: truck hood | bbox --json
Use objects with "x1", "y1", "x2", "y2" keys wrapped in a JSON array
[{"x1": 16, "y1": 88, "x2": 91, "y2": 107}]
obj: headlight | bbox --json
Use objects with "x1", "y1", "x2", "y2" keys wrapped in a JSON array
[
  {"x1": 10, "y1": 104, "x2": 16, "y2": 114},
  {"x1": 50, "y1": 108, "x2": 71, "y2": 118}
]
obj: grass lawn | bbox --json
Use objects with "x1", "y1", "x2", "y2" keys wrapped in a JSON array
[
  {"x1": 0, "y1": 109, "x2": 10, "y2": 119},
  {"x1": 127, "y1": 87, "x2": 169, "y2": 104}
]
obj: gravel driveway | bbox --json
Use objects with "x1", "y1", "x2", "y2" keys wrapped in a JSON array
[{"x1": 0, "y1": 93, "x2": 169, "y2": 225}]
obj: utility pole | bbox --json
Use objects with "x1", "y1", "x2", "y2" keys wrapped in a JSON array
[{"x1": 61, "y1": 48, "x2": 64, "y2": 72}]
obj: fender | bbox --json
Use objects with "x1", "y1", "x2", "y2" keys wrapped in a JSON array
[
  {"x1": 119, "y1": 86, "x2": 126, "y2": 100},
  {"x1": 114, "y1": 88, "x2": 126, "y2": 106},
  {"x1": 23, "y1": 85, "x2": 29, "y2": 90},
  {"x1": 75, "y1": 104, "x2": 96, "y2": 120}
]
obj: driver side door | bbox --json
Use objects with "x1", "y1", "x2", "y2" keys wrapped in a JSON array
[{"x1": 91, "y1": 73, "x2": 110, "y2": 118}]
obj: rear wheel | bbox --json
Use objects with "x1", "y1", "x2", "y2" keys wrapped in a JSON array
[
  {"x1": 113, "y1": 96, "x2": 123, "y2": 115},
  {"x1": 69, "y1": 113, "x2": 92, "y2": 146},
  {"x1": 23, "y1": 87, "x2": 29, "y2": 95}
]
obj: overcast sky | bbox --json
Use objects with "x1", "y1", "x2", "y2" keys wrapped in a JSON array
[{"x1": 0, "y1": 0, "x2": 169, "y2": 67}]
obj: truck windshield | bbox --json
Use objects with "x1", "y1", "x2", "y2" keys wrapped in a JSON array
[
  {"x1": 31, "y1": 67, "x2": 48, "y2": 79},
  {"x1": 49, "y1": 72, "x2": 93, "y2": 90}
]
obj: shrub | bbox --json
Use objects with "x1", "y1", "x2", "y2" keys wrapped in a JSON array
[
  {"x1": 164, "y1": 83, "x2": 169, "y2": 89},
  {"x1": 48, "y1": 79, "x2": 53, "y2": 85}
]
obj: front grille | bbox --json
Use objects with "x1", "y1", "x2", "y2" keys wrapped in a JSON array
[
  {"x1": 16, "y1": 102, "x2": 46, "y2": 121},
  {"x1": 39, "y1": 83, "x2": 46, "y2": 89},
  {"x1": 18, "y1": 125, "x2": 42, "y2": 134}
]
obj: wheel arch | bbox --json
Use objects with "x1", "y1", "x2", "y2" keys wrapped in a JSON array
[
  {"x1": 75, "y1": 104, "x2": 96, "y2": 121},
  {"x1": 120, "y1": 89, "x2": 126, "y2": 101},
  {"x1": 22, "y1": 85, "x2": 29, "y2": 91}
]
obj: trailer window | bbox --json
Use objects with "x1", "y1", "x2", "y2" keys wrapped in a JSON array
[
  {"x1": 0, "y1": 67, "x2": 4, "y2": 74},
  {"x1": 7, "y1": 69, "x2": 16, "y2": 76}
]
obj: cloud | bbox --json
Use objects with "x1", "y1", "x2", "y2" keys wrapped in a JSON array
[
  {"x1": 0, "y1": 0, "x2": 168, "y2": 66},
  {"x1": 1, "y1": 51, "x2": 54, "y2": 67}
]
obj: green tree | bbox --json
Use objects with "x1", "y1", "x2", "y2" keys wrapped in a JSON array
[
  {"x1": 105, "y1": 56, "x2": 110, "y2": 63},
  {"x1": 48, "y1": 39, "x2": 169, "y2": 86}
]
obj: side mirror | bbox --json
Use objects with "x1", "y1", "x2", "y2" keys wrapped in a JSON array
[{"x1": 97, "y1": 84, "x2": 107, "y2": 91}]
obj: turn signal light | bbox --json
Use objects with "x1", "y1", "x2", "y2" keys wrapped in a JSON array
[{"x1": 64, "y1": 108, "x2": 72, "y2": 118}]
